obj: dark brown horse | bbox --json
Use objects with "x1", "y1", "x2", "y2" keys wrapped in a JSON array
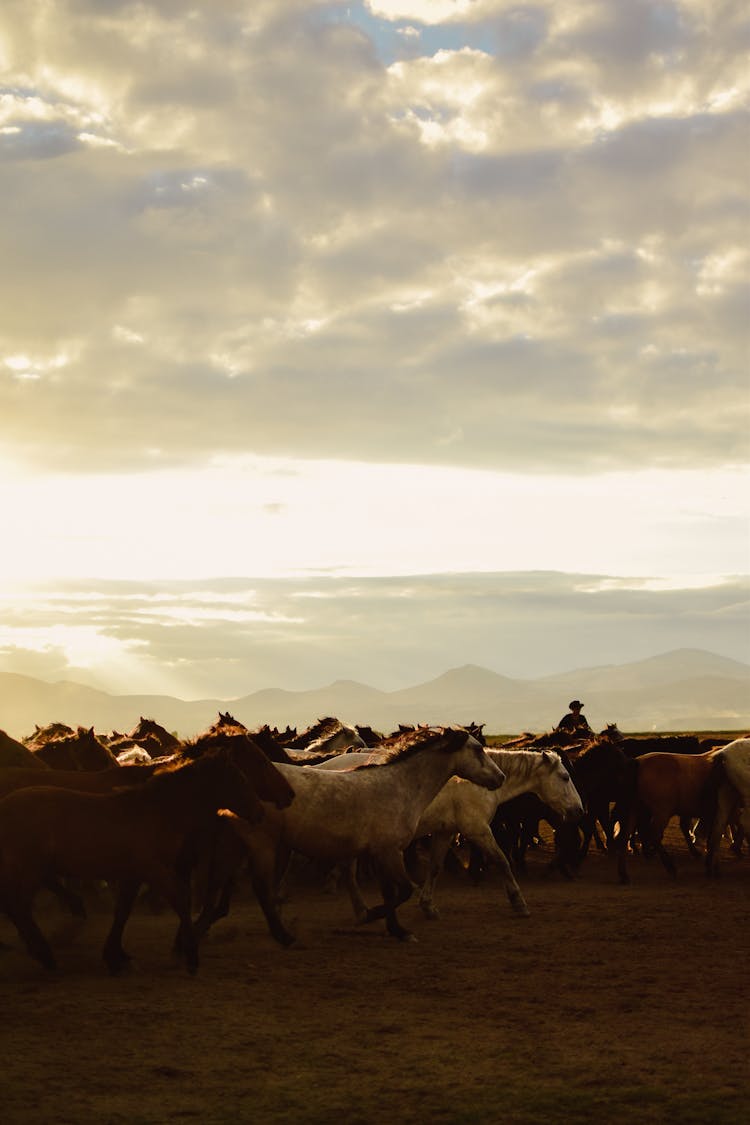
[
  {"x1": 0, "y1": 730, "x2": 48, "y2": 770},
  {"x1": 22, "y1": 722, "x2": 74, "y2": 748},
  {"x1": 105, "y1": 716, "x2": 180, "y2": 761},
  {"x1": 0, "y1": 746, "x2": 276, "y2": 974},
  {"x1": 179, "y1": 725, "x2": 297, "y2": 812},
  {"x1": 0, "y1": 761, "x2": 160, "y2": 801},
  {"x1": 129, "y1": 716, "x2": 181, "y2": 751},
  {"x1": 30, "y1": 727, "x2": 120, "y2": 771}
]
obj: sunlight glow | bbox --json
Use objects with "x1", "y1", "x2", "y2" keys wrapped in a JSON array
[{"x1": 0, "y1": 457, "x2": 746, "y2": 588}]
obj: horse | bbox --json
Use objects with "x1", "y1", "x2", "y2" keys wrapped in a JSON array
[
  {"x1": 0, "y1": 759, "x2": 164, "y2": 915},
  {"x1": 0, "y1": 730, "x2": 48, "y2": 770},
  {"x1": 128, "y1": 716, "x2": 181, "y2": 751},
  {"x1": 0, "y1": 747, "x2": 271, "y2": 974},
  {"x1": 704, "y1": 738, "x2": 750, "y2": 876},
  {"x1": 215, "y1": 726, "x2": 505, "y2": 944},
  {"x1": 553, "y1": 736, "x2": 632, "y2": 869},
  {"x1": 409, "y1": 749, "x2": 583, "y2": 921},
  {"x1": 281, "y1": 716, "x2": 366, "y2": 760},
  {"x1": 245, "y1": 725, "x2": 300, "y2": 765},
  {"x1": 22, "y1": 722, "x2": 74, "y2": 748},
  {"x1": 0, "y1": 761, "x2": 161, "y2": 801},
  {"x1": 614, "y1": 734, "x2": 703, "y2": 759},
  {"x1": 179, "y1": 725, "x2": 298, "y2": 812},
  {"x1": 29, "y1": 727, "x2": 120, "y2": 771},
  {"x1": 615, "y1": 747, "x2": 723, "y2": 884},
  {"x1": 466, "y1": 735, "x2": 631, "y2": 882},
  {"x1": 356, "y1": 724, "x2": 385, "y2": 747}
]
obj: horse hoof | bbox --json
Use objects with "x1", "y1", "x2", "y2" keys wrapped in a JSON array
[
  {"x1": 513, "y1": 904, "x2": 531, "y2": 918},
  {"x1": 400, "y1": 932, "x2": 418, "y2": 943}
]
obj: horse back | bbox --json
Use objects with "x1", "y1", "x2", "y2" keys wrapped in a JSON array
[{"x1": 636, "y1": 751, "x2": 716, "y2": 814}]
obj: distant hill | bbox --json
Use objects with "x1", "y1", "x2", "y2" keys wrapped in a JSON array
[{"x1": 0, "y1": 648, "x2": 748, "y2": 740}]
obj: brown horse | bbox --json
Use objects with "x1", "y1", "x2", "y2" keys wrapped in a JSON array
[
  {"x1": 0, "y1": 761, "x2": 160, "y2": 801},
  {"x1": 0, "y1": 730, "x2": 48, "y2": 770},
  {"x1": 22, "y1": 722, "x2": 74, "y2": 748},
  {"x1": 107, "y1": 717, "x2": 182, "y2": 760},
  {"x1": 180, "y1": 725, "x2": 297, "y2": 812},
  {"x1": 0, "y1": 746, "x2": 277, "y2": 974},
  {"x1": 30, "y1": 727, "x2": 120, "y2": 771},
  {"x1": 129, "y1": 716, "x2": 181, "y2": 750},
  {"x1": 615, "y1": 748, "x2": 722, "y2": 883}
]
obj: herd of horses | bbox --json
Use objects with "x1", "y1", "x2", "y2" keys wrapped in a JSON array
[{"x1": 0, "y1": 713, "x2": 747, "y2": 975}]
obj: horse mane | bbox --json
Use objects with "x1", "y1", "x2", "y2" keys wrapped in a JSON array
[
  {"x1": 180, "y1": 725, "x2": 248, "y2": 759},
  {"x1": 285, "y1": 717, "x2": 340, "y2": 749},
  {"x1": 22, "y1": 721, "x2": 75, "y2": 747},
  {"x1": 249, "y1": 725, "x2": 297, "y2": 765},
  {"x1": 132, "y1": 749, "x2": 226, "y2": 795},
  {"x1": 129, "y1": 717, "x2": 181, "y2": 748},
  {"x1": 358, "y1": 725, "x2": 465, "y2": 768},
  {"x1": 491, "y1": 747, "x2": 561, "y2": 782}
]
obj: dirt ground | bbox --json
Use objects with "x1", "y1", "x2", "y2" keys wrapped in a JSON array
[{"x1": 1, "y1": 826, "x2": 747, "y2": 1125}]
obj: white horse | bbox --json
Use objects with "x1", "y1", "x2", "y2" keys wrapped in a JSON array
[
  {"x1": 284, "y1": 717, "x2": 366, "y2": 762},
  {"x1": 222, "y1": 726, "x2": 505, "y2": 943},
  {"x1": 321, "y1": 747, "x2": 583, "y2": 921},
  {"x1": 705, "y1": 737, "x2": 750, "y2": 876},
  {"x1": 412, "y1": 748, "x2": 583, "y2": 919}
]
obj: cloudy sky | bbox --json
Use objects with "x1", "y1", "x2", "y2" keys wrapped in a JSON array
[{"x1": 1, "y1": 0, "x2": 748, "y2": 699}]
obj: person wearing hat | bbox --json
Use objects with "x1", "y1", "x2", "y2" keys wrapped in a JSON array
[{"x1": 556, "y1": 700, "x2": 592, "y2": 735}]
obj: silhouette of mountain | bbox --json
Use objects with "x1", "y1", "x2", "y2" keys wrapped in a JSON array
[{"x1": 0, "y1": 649, "x2": 747, "y2": 739}]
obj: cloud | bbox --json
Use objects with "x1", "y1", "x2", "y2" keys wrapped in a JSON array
[
  {"x1": 0, "y1": 0, "x2": 746, "y2": 480},
  {"x1": 0, "y1": 573, "x2": 747, "y2": 697}
]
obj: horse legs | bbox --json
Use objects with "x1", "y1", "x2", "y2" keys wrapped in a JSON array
[
  {"x1": 551, "y1": 823, "x2": 583, "y2": 878},
  {"x1": 248, "y1": 841, "x2": 296, "y2": 948},
  {"x1": 165, "y1": 876, "x2": 199, "y2": 974},
  {"x1": 706, "y1": 783, "x2": 739, "y2": 877},
  {"x1": 103, "y1": 879, "x2": 141, "y2": 974},
  {"x1": 220, "y1": 816, "x2": 296, "y2": 947},
  {"x1": 192, "y1": 874, "x2": 236, "y2": 941},
  {"x1": 359, "y1": 850, "x2": 415, "y2": 941},
  {"x1": 192, "y1": 821, "x2": 246, "y2": 941},
  {"x1": 466, "y1": 829, "x2": 530, "y2": 916},
  {"x1": 680, "y1": 816, "x2": 702, "y2": 858},
  {"x1": 616, "y1": 808, "x2": 637, "y2": 884},
  {"x1": 728, "y1": 820, "x2": 745, "y2": 857},
  {"x1": 418, "y1": 831, "x2": 454, "y2": 919},
  {"x1": 341, "y1": 857, "x2": 370, "y2": 924},
  {"x1": 145, "y1": 868, "x2": 198, "y2": 973},
  {"x1": 5, "y1": 894, "x2": 57, "y2": 971},
  {"x1": 648, "y1": 816, "x2": 677, "y2": 878}
]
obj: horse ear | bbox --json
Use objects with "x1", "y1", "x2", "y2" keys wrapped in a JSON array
[{"x1": 542, "y1": 749, "x2": 553, "y2": 763}]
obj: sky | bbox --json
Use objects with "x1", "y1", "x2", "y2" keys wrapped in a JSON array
[{"x1": 0, "y1": 0, "x2": 748, "y2": 700}]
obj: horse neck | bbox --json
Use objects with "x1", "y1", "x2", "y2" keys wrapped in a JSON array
[
  {"x1": 135, "y1": 760, "x2": 235, "y2": 825},
  {"x1": 488, "y1": 750, "x2": 546, "y2": 804},
  {"x1": 384, "y1": 743, "x2": 471, "y2": 811}
]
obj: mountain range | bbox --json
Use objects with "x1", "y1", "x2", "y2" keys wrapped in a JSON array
[{"x1": 0, "y1": 648, "x2": 748, "y2": 740}]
